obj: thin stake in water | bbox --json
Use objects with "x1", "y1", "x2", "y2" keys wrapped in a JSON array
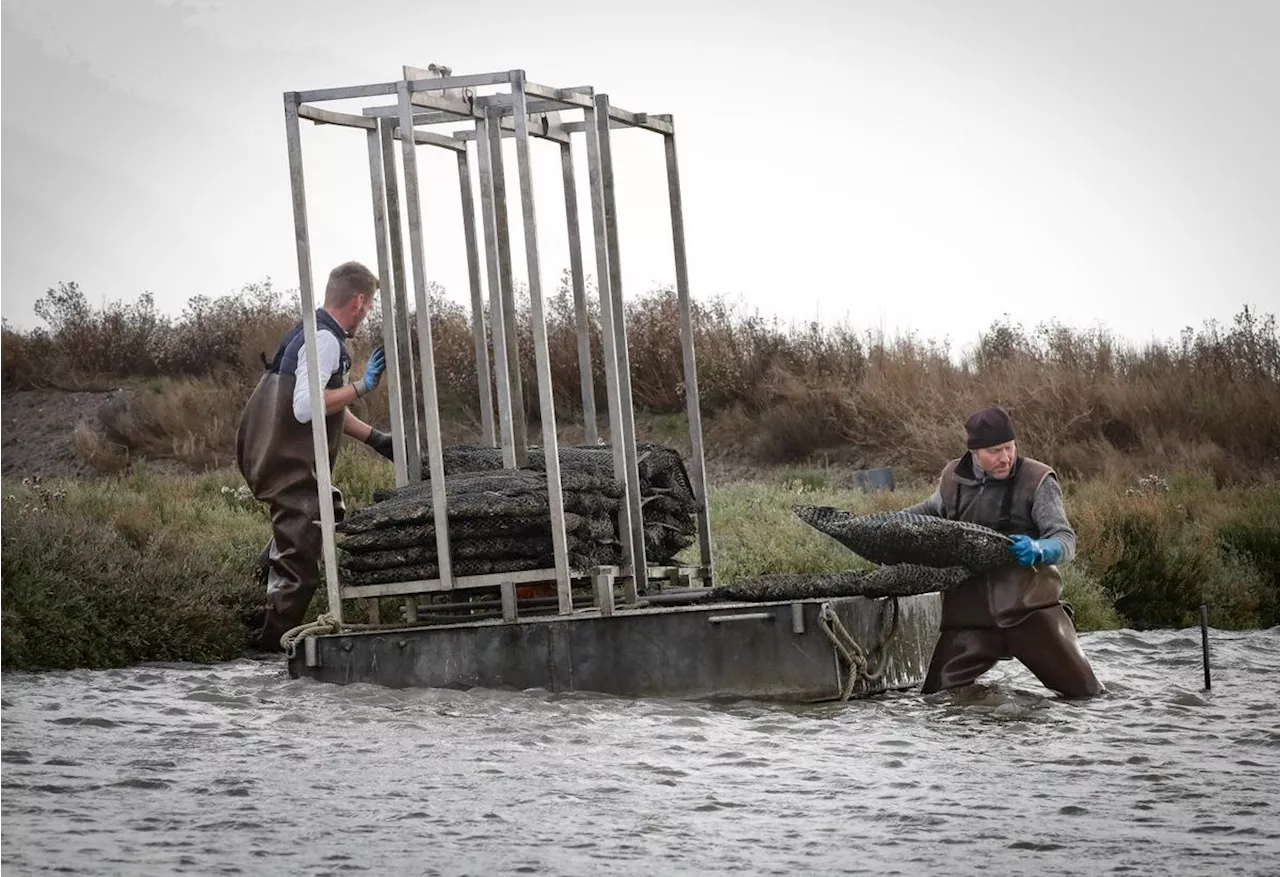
[{"x1": 1200, "y1": 603, "x2": 1212, "y2": 690}]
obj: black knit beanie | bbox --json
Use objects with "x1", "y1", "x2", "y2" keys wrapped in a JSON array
[{"x1": 965, "y1": 406, "x2": 1016, "y2": 449}]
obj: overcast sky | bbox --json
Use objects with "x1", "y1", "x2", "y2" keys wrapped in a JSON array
[{"x1": 3, "y1": 0, "x2": 1278, "y2": 352}]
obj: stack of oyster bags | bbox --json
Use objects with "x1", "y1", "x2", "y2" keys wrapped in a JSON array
[{"x1": 333, "y1": 442, "x2": 700, "y2": 586}]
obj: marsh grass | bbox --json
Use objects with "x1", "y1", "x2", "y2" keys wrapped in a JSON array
[
  {"x1": 0, "y1": 446, "x2": 389, "y2": 670},
  {"x1": 2, "y1": 458, "x2": 1276, "y2": 670},
  {"x1": 1, "y1": 468, "x2": 266, "y2": 669},
  {"x1": 686, "y1": 481, "x2": 915, "y2": 584}
]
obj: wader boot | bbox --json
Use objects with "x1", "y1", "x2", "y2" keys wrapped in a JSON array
[{"x1": 245, "y1": 487, "x2": 347, "y2": 650}]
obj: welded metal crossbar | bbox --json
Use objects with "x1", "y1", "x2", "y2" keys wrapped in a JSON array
[{"x1": 281, "y1": 66, "x2": 714, "y2": 625}]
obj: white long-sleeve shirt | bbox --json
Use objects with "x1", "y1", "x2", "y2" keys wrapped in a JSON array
[{"x1": 292, "y1": 329, "x2": 343, "y2": 424}]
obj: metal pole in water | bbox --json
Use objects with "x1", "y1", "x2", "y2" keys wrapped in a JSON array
[{"x1": 1200, "y1": 604, "x2": 1211, "y2": 690}]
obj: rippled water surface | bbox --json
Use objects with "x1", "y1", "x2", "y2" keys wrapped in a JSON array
[{"x1": 3, "y1": 628, "x2": 1279, "y2": 876}]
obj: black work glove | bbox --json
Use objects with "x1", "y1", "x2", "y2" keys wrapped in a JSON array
[{"x1": 364, "y1": 428, "x2": 395, "y2": 462}]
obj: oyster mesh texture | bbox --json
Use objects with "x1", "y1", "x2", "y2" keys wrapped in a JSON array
[
  {"x1": 708, "y1": 564, "x2": 971, "y2": 603},
  {"x1": 409, "y1": 442, "x2": 700, "y2": 563},
  {"x1": 793, "y1": 508, "x2": 1012, "y2": 572},
  {"x1": 335, "y1": 442, "x2": 700, "y2": 585}
]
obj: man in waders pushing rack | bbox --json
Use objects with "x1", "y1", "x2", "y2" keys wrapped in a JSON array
[
  {"x1": 236, "y1": 261, "x2": 395, "y2": 651},
  {"x1": 901, "y1": 405, "x2": 1104, "y2": 697}
]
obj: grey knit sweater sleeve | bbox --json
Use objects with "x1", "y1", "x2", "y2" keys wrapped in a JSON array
[{"x1": 1032, "y1": 476, "x2": 1077, "y2": 564}]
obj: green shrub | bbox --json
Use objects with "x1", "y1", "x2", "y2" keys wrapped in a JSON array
[
  {"x1": 1216, "y1": 488, "x2": 1280, "y2": 628},
  {"x1": 1060, "y1": 565, "x2": 1123, "y2": 631},
  {"x1": 1100, "y1": 511, "x2": 1215, "y2": 628},
  {"x1": 1071, "y1": 475, "x2": 1279, "y2": 629},
  {"x1": 0, "y1": 448, "x2": 406, "y2": 670},
  {"x1": 1, "y1": 473, "x2": 264, "y2": 669}
]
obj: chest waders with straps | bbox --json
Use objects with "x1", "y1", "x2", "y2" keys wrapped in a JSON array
[{"x1": 236, "y1": 310, "x2": 352, "y2": 650}]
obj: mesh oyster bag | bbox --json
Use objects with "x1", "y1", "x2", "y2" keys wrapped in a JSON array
[
  {"x1": 335, "y1": 514, "x2": 615, "y2": 554},
  {"x1": 337, "y1": 473, "x2": 618, "y2": 535},
  {"x1": 339, "y1": 532, "x2": 619, "y2": 573},
  {"x1": 340, "y1": 542, "x2": 617, "y2": 587},
  {"x1": 793, "y1": 508, "x2": 1013, "y2": 573},
  {"x1": 707, "y1": 564, "x2": 971, "y2": 603},
  {"x1": 427, "y1": 441, "x2": 699, "y2": 564}
]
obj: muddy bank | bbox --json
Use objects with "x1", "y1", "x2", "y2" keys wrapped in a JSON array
[{"x1": 1, "y1": 390, "x2": 115, "y2": 480}]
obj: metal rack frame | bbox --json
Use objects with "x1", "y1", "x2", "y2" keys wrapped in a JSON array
[{"x1": 282, "y1": 65, "x2": 713, "y2": 623}]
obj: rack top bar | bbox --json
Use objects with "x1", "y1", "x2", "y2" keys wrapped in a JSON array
[
  {"x1": 522, "y1": 82, "x2": 592, "y2": 109},
  {"x1": 293, "y1": 70, "x2": 516, "y2": 103},
  {"x1": 409, "y1": 91, "x2": 477, "y2": 119},
  {"x1": 363, "y1": 98, "x2": 573, "y2": 125},
  {"x1": 560, "y1": 116, "x2": 673, "y2": 135},
  {"x1": 392, "y1": 126, "x2": 468, "y2": 152},
  {"x1": 451, "y1": 115, "x2": 571, "y2": 146},
  {"x1": 475, "y1": 86, "x2": 591, "y2": 110},
  {"x1": 294, "y1": 69, "x2": 674, "y2": 134},
  {"x1": 295, "y1": 103, "x2": 466, "y2": 151},
  {"x1": 407, "y1": 70, "x2": 517, "y2": 91},
  {"x1": 298, "y1": 103, "x2": 375, "y2": 130},
  {"x1": 294, "y1": 82, "x2": 398, "y2": 103},
  {"x1": 363, "y1": 103, "x2": 674, "y2": 135}
]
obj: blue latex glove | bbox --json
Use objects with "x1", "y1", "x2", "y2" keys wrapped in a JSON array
[
  {"x1": 1009, "y1": 535, "x2": 1064, "y2": 567},
  {"x1": 358, "y1": 346, "x2": 386, "y2": 396}
]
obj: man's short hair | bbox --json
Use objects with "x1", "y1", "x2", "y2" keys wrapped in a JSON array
[{"x1": 324, "y1": 261, "x2": 378, "y2": 307}]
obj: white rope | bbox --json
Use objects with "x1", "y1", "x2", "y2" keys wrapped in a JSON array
[
  {"x1": 817, "y1": 599, "x2": 900, "y2": 701},
  {"x1": 278, "y1": 612, "x2": 418, "y2": 658},
  {"x1": 279, "y1": 613, "x2": 342, "y2": 658}
]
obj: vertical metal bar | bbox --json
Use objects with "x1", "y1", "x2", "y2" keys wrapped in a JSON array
[
  {"x1": 582, "y1": 101, "x2": 637, "y2": 601},
  {"x1": 283, "y1": 92, "x2": 342, "y2": 623},
  {"x1": 366, "y1": 126, "x2": 408, "y2": 487},
  {"x1": 594, "y1": 572, "x2": 615, "y2": 617},
  {"x1": 487, "y1": 107, "x2": 529, "y2": 466},
  {"x1": 475, "y1": 119, "x2": 518, "y2": 468},
  {"x1": 380, "y1": 120, "x2": 422, "y2": 482},
  {"x1": 501, "y1": 582, "x2": 518, "y2": 623},
  {"x1": 397, "y1": 79, "x2": 453, "y2": 586},
  {"x1": 458, "y1": 148, "x2": 496, "y2": 447},
  {"x1": 664, "y1": 128, "x2": 714, "y2": 573},
  {"x1": 512, "y1": 74, "x2": 572, "y2": 607},
  {"x1": 561, "y1": 141, "x2": 598, "y2": 444},
  {"x1": 595, "y1": 93, "x2": 649, "y2": 589}
]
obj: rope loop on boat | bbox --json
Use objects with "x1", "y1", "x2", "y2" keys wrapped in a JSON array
[
  {"x1": 280, "y1": 613, "x2": 342, "y2": 658},
  {"x1": 817, "y1": 597, "x2": 901, "y2": 701}
]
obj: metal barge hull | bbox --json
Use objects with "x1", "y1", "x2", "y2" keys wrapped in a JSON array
[{"x1": 287, "y1": 593, "x2": 941, "y2": 702}]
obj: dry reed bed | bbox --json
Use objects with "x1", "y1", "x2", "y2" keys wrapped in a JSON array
[{"x1": 5, "y1": 280, "x2": 1277, "y2": 484}]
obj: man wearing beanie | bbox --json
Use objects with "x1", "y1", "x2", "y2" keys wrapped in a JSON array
[{"x1": 901, "y1": 405, "x2": 1103, "y2": 697}]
